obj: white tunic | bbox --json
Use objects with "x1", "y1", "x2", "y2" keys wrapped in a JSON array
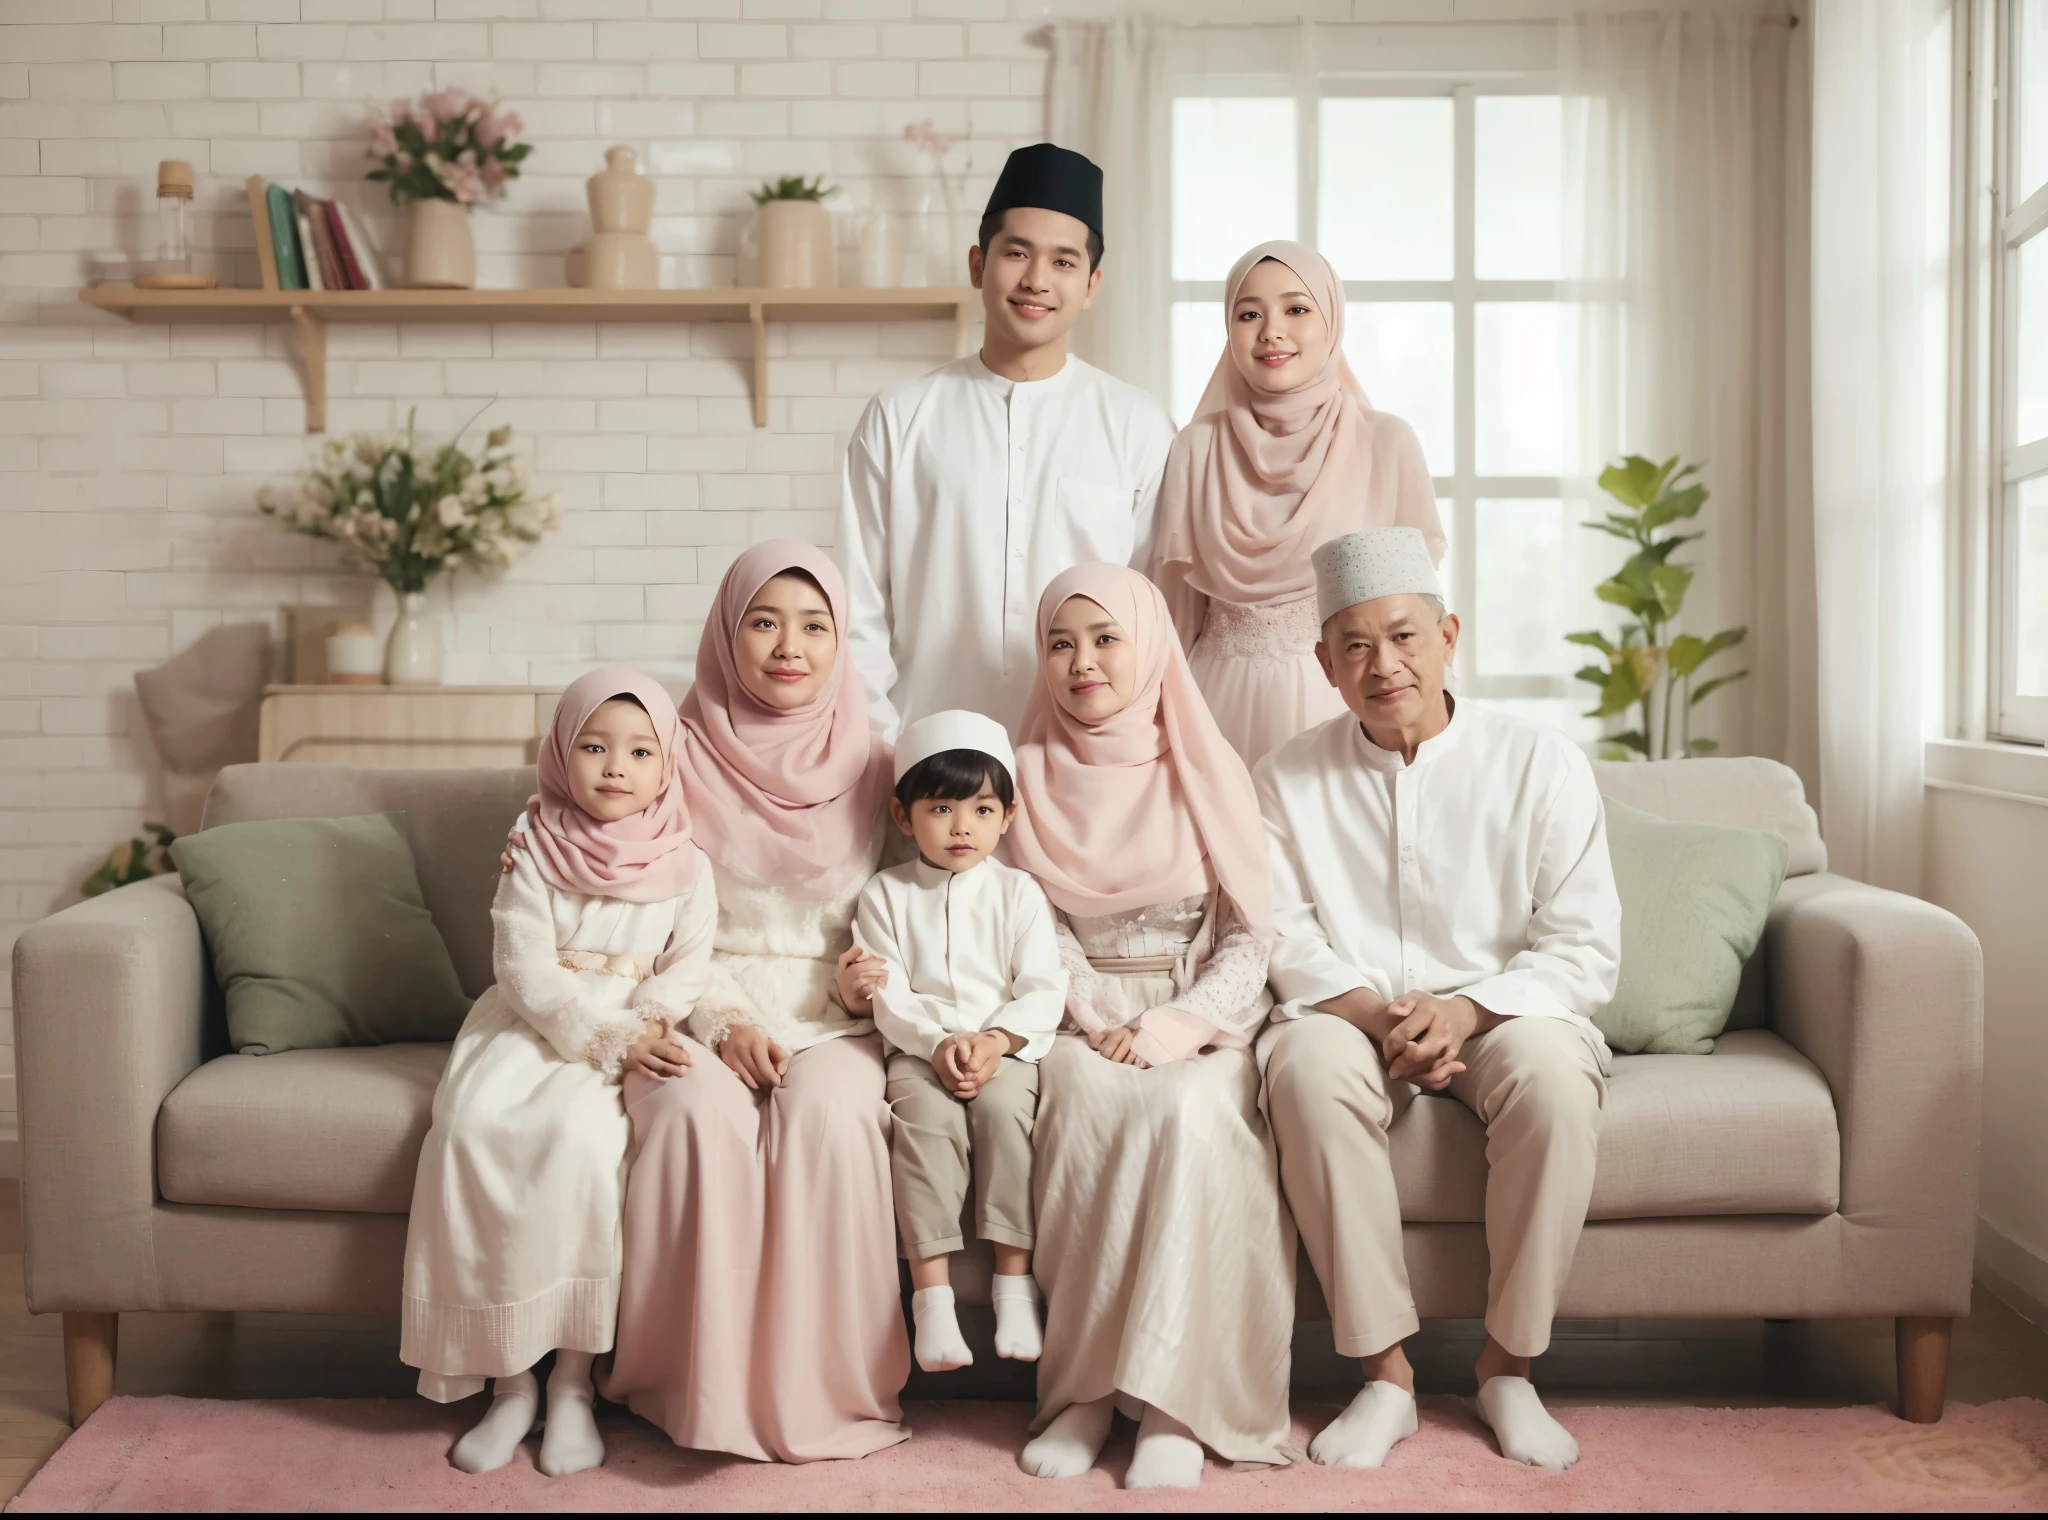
[
  {"x1": 1253, "y1": 700, "x2": 1621, "y2": 1069},
  {"x1": 853, "y1": 856, "x2": 1067, "y2": 1063},
  {"x1": 401, "y1": 843, "x2": 717, "y2": 1402},
  {"x1": 838, "y1": 352, "x2": 1178, "y2": 735}
]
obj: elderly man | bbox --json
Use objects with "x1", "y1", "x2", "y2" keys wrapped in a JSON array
[{"x1": 1255, "y1": 526, "x2": 1620, "y2": 1474}]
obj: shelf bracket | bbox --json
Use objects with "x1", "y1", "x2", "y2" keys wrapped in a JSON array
[
  {"x1": 289, "y1": 304, "x2": 327, "y2": 434},
  {"x1": 749, "y1": 299, "x2": 768, "y2": 430},
  {"x1": 955, "y1": 297, "x2": 977, "y2": 360}
]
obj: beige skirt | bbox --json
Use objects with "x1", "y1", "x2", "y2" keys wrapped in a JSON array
[{"x1": 1030, "y1": 1023, "x2": 1296, "y2": 1466}]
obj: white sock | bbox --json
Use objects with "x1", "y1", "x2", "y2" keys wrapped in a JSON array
[
  {"x1": 911, "y1": 1285, "x2": 973, "y2": 1372},
  {"x1": 1475, "y1": 1375, "x2": 1580, "y2": 1472},
  {"x1": 990, "y1": 1273, "x2": 1043, "y2": 1362},
  {"x1": 1308, "y1": 1381, "x2": 1419, "y2": 1469},
  {"x1": 1125, "y1": 1403, "x2": 1204, "y2": 1490},
  {"x1": 1019, "y1": 1394, "x2": 1115, "y2": 1479},
  {"x1": 449, "y1": 1369, "x2": 538, "y2": 1474},
  {"x1": 537, "y1": 1351, "x2": 605, "y2": 1477}
]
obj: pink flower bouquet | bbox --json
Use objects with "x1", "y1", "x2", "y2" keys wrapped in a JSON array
[{"x1": 365, "y1": 88, "x2": 530, "y2": 206}]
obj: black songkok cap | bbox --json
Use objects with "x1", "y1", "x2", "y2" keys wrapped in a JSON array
[{"x1": 982, "y1": 142, "x2": 1104, "y2": 246}]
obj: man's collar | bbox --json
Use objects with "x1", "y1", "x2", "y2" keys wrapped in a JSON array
[{"x1": 1350, "y1": 693, "x2": 1460, "y2": 772}]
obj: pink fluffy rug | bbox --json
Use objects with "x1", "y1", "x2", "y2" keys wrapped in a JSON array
[{"x1": 11, "y1": 1396, "x2": 2048, "y2": 1512}]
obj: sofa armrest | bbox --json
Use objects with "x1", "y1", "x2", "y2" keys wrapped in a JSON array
[
  {"x1": 1766, "y1": 871, "x2": 1982, "y2": 1295},
  {"x1": 12, "y1": 874, "x2": 210, "y2": 1313}
]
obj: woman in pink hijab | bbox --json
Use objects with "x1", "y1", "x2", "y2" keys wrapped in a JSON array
[
  {"x1": 1151, "y1": 240, "x2": 1446, "y2": 766},
  {"x1": 1004, "y1": 563, "x2": 1294, "y2": 1492},
  {"x1": 599, "y1": 541, "x2": 910, "y2": 1464}
]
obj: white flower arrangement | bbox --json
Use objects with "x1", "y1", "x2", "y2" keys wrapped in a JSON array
[{"x1": 258, "y1": 418, "x2": 562, "y2": 595}]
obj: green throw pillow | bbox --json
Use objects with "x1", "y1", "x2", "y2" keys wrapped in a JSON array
[
  {"x1": 1596, "y1": 798, "x2": 1790, "y2": 1055},
  {"x1": 171, "y1": 812, "x2": 472, "y2": 1056}
]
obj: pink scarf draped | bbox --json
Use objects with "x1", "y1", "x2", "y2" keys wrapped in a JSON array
[
  {"x1": 525, "y1": 667, "x2": 700, "y2": 904},
  {"x1": 1151, "y1": 240, "x2": 1446, "y2": 640},
  {"x1": 676, "y1": 539, "x2": 891, "y2": 896},
  {"x1": 1006, "y1": 563, "x2": 1271, "y2": 934}
]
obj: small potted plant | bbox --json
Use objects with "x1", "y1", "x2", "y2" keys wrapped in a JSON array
[
  {"x1": 258, "y1": 416, "x2": 562, "y2": 685},
  {"x1": 750, "y1": 174, "x2": 838, "y2": 288},
  {"x1": 365, "y1": 88, "x2": 531, "y2": 290}
]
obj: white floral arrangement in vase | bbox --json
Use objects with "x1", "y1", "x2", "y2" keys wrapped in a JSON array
[{"x1": 258, "y1": 417, "x2": 562, "y2": 684}]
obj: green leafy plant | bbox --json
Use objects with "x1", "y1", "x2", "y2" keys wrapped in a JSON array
[
  {"x1": 1568, "y1": 455, "x2": 1747, "y2": 762},
  {"x1": 750, "y1": 175, "x2": 838, "y2": 205},
  {"x1": 82, "y1": 823, "x2": 175, "y2": 898}
]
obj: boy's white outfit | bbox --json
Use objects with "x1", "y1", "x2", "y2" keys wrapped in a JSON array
[{"x1": 838, "y1": 352, "x2": 1177, "y2": 736}]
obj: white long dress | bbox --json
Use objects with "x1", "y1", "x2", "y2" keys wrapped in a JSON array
[
  {"x1": 1029, "y1": 892, "x2": 1296, "y2": 1467},
  {"x1": 401, "y1": 841, "x2": 717, "y2": 1402}
]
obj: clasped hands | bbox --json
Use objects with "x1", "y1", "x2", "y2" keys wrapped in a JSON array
[
  {"x1": 835, "y1": 946, "x2": 1010, "y2": 1099},
  {"x1": 1325, "y1": 987, "x2": 1486, "y2": 1090}
]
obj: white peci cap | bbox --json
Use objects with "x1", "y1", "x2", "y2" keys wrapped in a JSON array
[
  {"x1": 892, "y1": 709, "x2": 1016, "y2": 785},
  {"x1": 1312, "y1": 526, "x2": 1444, "y2": 623}
]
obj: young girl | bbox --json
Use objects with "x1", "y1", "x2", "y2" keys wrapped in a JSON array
[{"x1": 402, "y1": 669, "x2": 717, "y2": 1478}]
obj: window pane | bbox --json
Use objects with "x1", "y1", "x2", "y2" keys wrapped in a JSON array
[
  {"x1": 2017, "y1": 474, "x2": 2048, "y2": 696},
  {"x1": 2019, "y1": 231, "x2": 2048, "y2": 447},
  {"x1": 1476, "y1": 95, "x2": 1563, "y2": 280},
  {"x1": 1344, "y1": 302, "x2": 1454, "y2": 474},
  {"x1": 1170, "y1": 301, "x2": 1224, "y2": 426},
  {"x1": 1437, "y1": 496, "x2": 1456, "y2": 611},
  {"x1": 1476, "y1": 302, "x2": 1563, "y2": 475},
  {"x1": 1318, "y1": 97, "x2": 1453, "y2": 280},
  {"x1": 1474, "y1": 498, "x2": 1590, "y2": 677},
  {"x1": 2019, "y1": 0, "x2": 2048, "y2": 203},
  {"x1": 1173, "y1": 98, "x2": 1297, "y2": 281}
]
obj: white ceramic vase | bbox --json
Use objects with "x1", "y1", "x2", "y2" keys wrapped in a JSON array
[
  {"x1": 383, "y1": 591, "x2": 444, "y2": 685},
  {"x1": 406, "y1": 199, "x2": 475, "y2": 290}
]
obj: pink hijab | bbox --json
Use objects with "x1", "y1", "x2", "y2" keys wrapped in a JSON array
[
  {"x1": 1006, "y1": 563, "x2": 1270, "y2": 934},
  {"x1": 676, "y1": 539, "x2": 891, "y2": 896},
  {"x1": 1151, "y1": 240, "x2": 1445, "y2": 640},
  {"x1": 526, "y1": 667, "x2": 700, "y2": 904}
]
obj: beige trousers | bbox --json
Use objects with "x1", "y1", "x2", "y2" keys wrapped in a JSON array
[
  {"x1": 885, "y1": 1051, "x2": 1039, "y2": 1258},
  {"x1": 1265, "y1": 1013, "x2": 1605, "y2": 1358}
]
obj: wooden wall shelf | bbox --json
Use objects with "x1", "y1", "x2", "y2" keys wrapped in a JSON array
[{"x1": 79, "y1": 285, "x2": 980, "y2": 432}]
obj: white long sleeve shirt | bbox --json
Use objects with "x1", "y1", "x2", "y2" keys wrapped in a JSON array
[
  {"x1": 837, "y1": 351, "x2": 1178, "y2": 736},
  {"x1": 853, "y1": 855, "x2": 1067, "y2": 1064},
  {"x1": 1254, "y1": 700, "x2": 1621, "y2": 1069}
]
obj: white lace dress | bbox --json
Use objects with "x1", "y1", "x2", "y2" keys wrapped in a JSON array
[
  {"x1": 1187, "y1": 594, "x2": 1350, "y2": 769},
  {"x1": 1030, "y1": 891, "x2": 1296, "y2": 1466}
]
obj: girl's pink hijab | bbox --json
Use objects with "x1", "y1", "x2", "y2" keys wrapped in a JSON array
[
  {"x1": 1151, "y1": 240, "x2": 1445, "y2": 639},
  {"x1": 676, "y1": 539, "x2": 890, "y2": 896},
  {"x1": 1006, "y1": 563, "x2": 1270, "y2": 934},
  {"x1": 526, "y1": 667, "x2": 700, "y2": 903}
]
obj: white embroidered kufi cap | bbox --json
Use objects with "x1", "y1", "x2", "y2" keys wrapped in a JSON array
[
  {"x1": 1312, "y1": 526, "x2": 1444, "y2": 623},
  {"x1": 892, "y1": 709, "x2": 1017, "y2": 784}
]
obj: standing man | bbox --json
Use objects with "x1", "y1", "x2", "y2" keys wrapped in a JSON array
[
  {"x1": 1255, "y1": 526, "x2": 1620, "y2": 1475},
  {"x1": 838, "y1": 143, "x2": 1177, "y2": 736}
]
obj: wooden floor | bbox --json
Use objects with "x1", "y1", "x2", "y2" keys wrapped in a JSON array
[{"x1": 3, "y1": 1176, "x2": 2046, "y2": 1504}]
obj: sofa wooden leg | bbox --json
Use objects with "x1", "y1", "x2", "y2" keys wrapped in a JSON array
[
  {"x1": 1896, "y1": 1314, "x2": 1950, "y2": 1423},
  {"x1": 62, "y1": 1312, "x2": 118, "y2": 1428}
]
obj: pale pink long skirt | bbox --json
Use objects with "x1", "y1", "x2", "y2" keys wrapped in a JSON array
[
  {"x1": 600, "y1": 1032, "x2": 910, "y2": 1463},
  {"x1": 1188, "y1": 595, "x2": 1349, "y2": 769}
]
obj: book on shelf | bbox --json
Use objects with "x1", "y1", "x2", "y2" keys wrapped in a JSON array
[
  {"x1": 294, "y1": 190, "x2": 342, "y2": 292},
  {"x1": 244, "y1": 180, "x2": 384, "y2": 292},
  {"x1": 323, "y1": 200, "x2": 370, "y2": 292},
  {"x1": 331, "y1": 200, "x2": 386, "y2": 290},
  {"x1": 246, "y1": 176, "x2": 280, "y2": 291},
  {"x1": 264, "y1": 182, "x2": 306, "y2": 290}
]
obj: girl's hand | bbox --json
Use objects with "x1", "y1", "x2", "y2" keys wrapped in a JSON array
[
  {"x1": 500, "y1": 829, "x2": 529, "y2": 875},
  {"x1": 625, "y1": 1019, "x2": 691, "y2": 1081},
  {"x1": 719, "y1": 1024, "x2": 790, "y2": 1090},
  {"x1": 1087, "y1": 1025, "x2": 1144, "y2": 1065},
  {"x1": 836, "y1": 945, "x2": 887, "y2": 1015}
]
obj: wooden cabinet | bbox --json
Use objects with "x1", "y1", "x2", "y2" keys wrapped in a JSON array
[{"x1": 258, "y1": 685, "x2": 560, "y2": 769}]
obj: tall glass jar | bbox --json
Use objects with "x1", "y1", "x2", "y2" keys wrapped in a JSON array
[{"x1": 154, "y1": 160, "x2": 192, "y2": 276}]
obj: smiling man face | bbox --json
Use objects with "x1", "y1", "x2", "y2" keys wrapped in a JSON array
[
  {"x1": 1316, "y1": 592, "x2": 1460, "y2": 764},
  {"x1": 969, "y1": 205, "x2": 1101, "y2": 376}
]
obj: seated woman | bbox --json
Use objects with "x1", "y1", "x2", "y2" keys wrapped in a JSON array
[
  {"x1": 1151, "y1": 239, "x2": 1445, "y2": 766},
  {"x1": 595, "y1": 540, "x2": 908, "y2": 1463},
  {"x1": 1003, "y1": 562, "x2": 1295, "y2": 1491}
]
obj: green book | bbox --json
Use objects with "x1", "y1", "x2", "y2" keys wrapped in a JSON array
[{"x1": 266, "y1": 183, "x2": 306, "y2": 290}]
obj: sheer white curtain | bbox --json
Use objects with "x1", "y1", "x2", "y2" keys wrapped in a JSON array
[
  {"x1": 1560, "y1": 7, "x2": 1818, "y2": 792},
  {"x1": 1808, "y1": 0, "x2": 1950, "y2": 893},
  {"x1": 1045, "y1": 17, "x2": 1172, "y2": 400}
]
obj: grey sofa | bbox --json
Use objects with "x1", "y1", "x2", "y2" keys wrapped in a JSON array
[{"x1": 13, "y1": 757, "x2": 1982, "y2": 1429}]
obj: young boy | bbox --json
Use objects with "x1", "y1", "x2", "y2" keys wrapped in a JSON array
[{"x1": 841, "y1": 709, "x2": 1066, "y2": 1372}]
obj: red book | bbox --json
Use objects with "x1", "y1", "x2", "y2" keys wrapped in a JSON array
[
  {"x1": 322, "y1": 199, "x2": 369, "y2": 291},
  {"x1": 292, "y1": 189, "x2": 344, "y2": 292}
]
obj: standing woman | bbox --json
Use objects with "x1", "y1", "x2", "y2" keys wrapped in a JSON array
[
  {"x1": 1005, "y1": 562, "x2": 1294, "y2": 1491},
  {"x1": 1151, "y1": 240, "x2": 1445, "y2": 766},
  {"x1": 599, "y1": 539, "x2": 909, "y2": 1463}
]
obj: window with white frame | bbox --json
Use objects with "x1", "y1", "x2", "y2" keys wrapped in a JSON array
[
  {"x1": 1168, "y1": 78, "x2": 1593, "y2": 731},
  {"x1": 1996, "y1": 0, "x2": 2048, "y2": 740}
]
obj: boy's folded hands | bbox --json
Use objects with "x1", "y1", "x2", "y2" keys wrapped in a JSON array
[{"x1": 934, "y1": 1030, "x2": 1008, "y2": 1099}]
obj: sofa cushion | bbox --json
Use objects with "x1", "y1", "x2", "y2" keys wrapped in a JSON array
[
  {"x1": 1390, "y1": 1029, "x2": 1839, "y2": 1222},
  {"x1": 204, "y1": 764, "x2": 535, "y2": 997},
  {"x1": 158, "y1": 1042, "x2": 451, "y2": 1213},
  {"x1": 1593, "y1": 756, "x2": 1825, "y2": 877}
]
